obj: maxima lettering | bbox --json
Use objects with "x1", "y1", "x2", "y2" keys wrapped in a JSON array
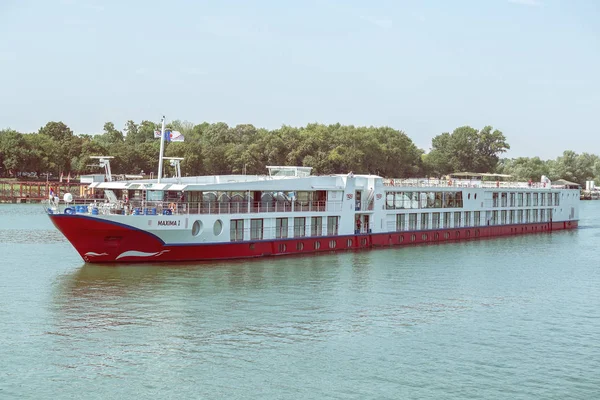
[{"x1": 158, "y1": 220, "x2": 180, "y2": 226}]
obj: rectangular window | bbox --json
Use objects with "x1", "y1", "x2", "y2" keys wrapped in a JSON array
[
  {"x1": 464, "y1": 211, "x2": 471, "y2": 227},
  {"x1": 501, "y1": 210, "x2": 507, "y2": 225},
  {"x1": 524, "y1": 210, "x2": 530, "y2": 223},
  {"x1": 397, "y1": 214, "x2": 406, "y2": 231},
  {"x1": 421, "y1": 213, "x2": 428, "y2": 230},
  {"x1": 533, "y1": 193, "x2": 538, "y2": 206},
  {"x1": 409, "y1": 214, "x2": 417, "y2": 230},
  {"x1": 444, "y1": 192, "x2": 455, "y2": 208},
  {"x1": 532, "y1": 209, "x2": 538, "y2": 222},
  {"x1": 454, "y1": 212, "x2": 462, "y2": 227},
  {"x1": 444, "y1": 212, "x2": 451, "y2": 228},
  {"x1": 493, "y1": 192, "x2": 499, "y2": 207},
  {"x1": 517, "y1": 210, "x2": 523, "y2": 223},
  {"x1": 455, "y1": 192, "x2": 463, "y2": 208},
  {"x1": 501, "y1": 193, "x2": 508, "y2": 207},
  {"x1": 294, "y1": 217, "x2": 306, "y2": 238},
  {"x1": 548, "y1": 209, "x2": 553, "y2": 221},
  {"x1": 276, "y1": 217, "x2": 288, "y2": 239},
  {"x1": 250, "y1": 219, "x2": 263, "y2": 240},
  {"x1": 540, "y1": 193, "x2": 545, "y2": 206},
  {"x1": 485, "y1": 211, "x2": 492, "y2": 225},
  {"x1": 509, "y1": 210, "x2": 515, "y2": 224},
  {"x1": 230, "y1": 219, "x2": 244, "y2": 241},
  {"x1": 432, "y1": 212, "x2": 440, "y2": 229},
  {"x1": 492, "y1": 211, "x2": 498, "y2": 225},
  {"x1": 327, "y1": 216, "x2": 339, "y2": 236},
  {"x1": 311, "y1": 216, "x2": 323, "y2": 236},
  {"x1": 541, "y1": 209, "x2": 546, "y2": 222},
  {"x1": 518, "y1": 193, "x2": 523, "y2": 207},
  {"x1": 526, "y1": 193, "x2": 531, "y2": 206},
  {"x1": 554, "y1": 193, "x2": 560, "y2": 206},
  {"x1": 435, "y1": 192, "x2": 443, "y2": 208},
  {"x1": 548, "y1": 193, "x2": 553, "y2": 206},
  {"x1": 510, "y1": 193, "x2": 515, "y2": 207}
]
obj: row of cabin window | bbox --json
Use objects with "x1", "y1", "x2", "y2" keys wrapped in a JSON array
[
  {"x1": 385, "y1": 192, "x2": 464, "y2": 209},
  {"x1": 230, "y1": 216, "x2": 340, "y2": 241},
  {"x1": 395, "y1": 209, "x2": 554, "y2": 231},
  {"x1": 492, "y1": 192, "x2": 560, "y2": 207}
]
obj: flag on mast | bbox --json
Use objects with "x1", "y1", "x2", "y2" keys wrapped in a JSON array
[{"x1": 154, "y1": 130, "x2": 184, "y2": 142}]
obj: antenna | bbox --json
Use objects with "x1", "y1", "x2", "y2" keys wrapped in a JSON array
[{"x1": 89, "y1": 156, "x2": 114, "y2": 182}]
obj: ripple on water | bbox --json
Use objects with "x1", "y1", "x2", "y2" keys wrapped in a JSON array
[{"x1": 0, "y1": 229, "x2": 66, "y2": 244}]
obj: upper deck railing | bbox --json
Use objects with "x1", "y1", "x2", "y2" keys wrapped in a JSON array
[
  {"x1": 385, "y1": 178, "x2": 563, "y2": 190},
  {"x1": 45, "y1": 199, "x2": 345, "y2": 217}
]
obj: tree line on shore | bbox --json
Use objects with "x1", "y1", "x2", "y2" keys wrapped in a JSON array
[{"x1": 0, "y1": 120, "x2": 598, "y2": 186}]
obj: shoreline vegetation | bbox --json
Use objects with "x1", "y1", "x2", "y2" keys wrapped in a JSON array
[{"x1": 0, "y1": 120, "x2": 597, "y2": 186}]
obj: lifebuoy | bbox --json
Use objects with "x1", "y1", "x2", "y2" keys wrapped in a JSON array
[
  {"x1": 169, "y1": 203, "x2": 176, "y2": 210},
  {"x1": 448, "y1": 180, "x2": 452, "y2": 186},
  {"x1": 64, "y1": 207, "x2": 74, "y2": 215}
]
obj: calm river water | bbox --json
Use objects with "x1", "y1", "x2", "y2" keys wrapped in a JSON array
[{"x1": 1, "y1": 203, "x2": 599, "y2": 399}]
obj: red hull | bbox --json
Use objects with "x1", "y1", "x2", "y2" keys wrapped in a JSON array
[{"x1": 49, "y1": 215, "x2": 579, "y2": 264}]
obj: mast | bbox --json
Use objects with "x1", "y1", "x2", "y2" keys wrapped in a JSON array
[{"x1": 157, "y1": 116, "x2": 166, "y2": 183}]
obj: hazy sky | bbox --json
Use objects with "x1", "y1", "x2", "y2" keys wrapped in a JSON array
[{"x1": 1, "y1": 0, "x2": 598, "y2": 159}]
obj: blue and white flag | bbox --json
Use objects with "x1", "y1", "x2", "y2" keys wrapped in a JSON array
[{"x1": 154, "y1": 130, "x2": 184, "y2": 142}]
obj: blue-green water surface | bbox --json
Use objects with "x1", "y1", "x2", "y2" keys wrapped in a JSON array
[{"x1": 1, "y1": 203, "x2": 599, "y2": 399}]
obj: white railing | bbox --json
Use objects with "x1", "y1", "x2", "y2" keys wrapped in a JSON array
[
  {"x1": 47, "y1": 199, "x2": 345, "y2": 216},
  {"x1": 385, "y1": 178, "x2": 557, "y2": 190}
]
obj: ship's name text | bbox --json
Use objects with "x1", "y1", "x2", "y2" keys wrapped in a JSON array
[{"x1": 158, "y1": 220, "x2": 180, "y2": 226}]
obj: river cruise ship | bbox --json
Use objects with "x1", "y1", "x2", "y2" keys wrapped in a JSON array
[{"x1": 45, "y1": 165, "x2": 580, "y2": 263}]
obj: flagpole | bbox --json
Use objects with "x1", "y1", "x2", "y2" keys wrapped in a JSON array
[{"x1": 157, "y1": 116, "x2": 166, "y2": 183}]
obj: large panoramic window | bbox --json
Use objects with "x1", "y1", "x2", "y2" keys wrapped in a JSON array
[
  {"x1": 327, "y1": 216, "x2": 339, "y2": 236},
  {"x1": 464, "y1": 211, "x2": 471, "y2": 227},
  {"x1": 311, "y1": 216, "x2": 323, "y2": 236},
  {"x1": 454, "y1": 212, "x2": 461, "y2": 228},
  {"x1": 276, "y1": 217, "x2": 288, "y2": 239},
  {"x1": 294, "y1": 217, "x2": 306, "y2": 238},
  {"x1": 230, "y1": 219, "x2": 244, "y2": 241},
  {"x1": 396, "y1": 214, "x2": 406, "y2": 231},
  {"x1": 409, "y1": 214, "x2": 417, "y2": 230},
  {"x1": 432, "y1": 212, "x2": 440, "y2": 229},
  {"x1": 444, "y1": 212, "x2": 451, "y2": 228},
  {"x1": 250, "y1": 219, "x2": 263, "y2": 240}
]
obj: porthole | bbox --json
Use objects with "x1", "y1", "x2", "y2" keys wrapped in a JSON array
[
  {"x1": 347, "y1": 239, "x2": 353, "y2": 247},
  {"x1": 192, "y1": 220, "x2": 202, "y2": 236},
  {"x1": 468, "y1": 193, "x2": 471, "y2": 200},
  {"x1": 455, "y1": 231, "x2": 460, "y2": 238},
  {"x1": 249, "y1": 243, "x2": 255, "y2": 250},
  {"x1": 474, "y1": 193, "x2": 477, "y2": 200},
  {"x1": 434, "y1": 233, "x2": 439, "y2": 240},
  {"x1": 361, "y1": 238, "x2": 367, "y2": 246},
  {"x1": 411, "y1": 234, "x2": 416, "y2": 242},
  {"x1": 475, "y1": 229, "x2": 480, "y2": 237},
  {"x1": 422, "y1": 233, "x2": 428, "y2": 241},
  {"x1": 297, "y1": 242, "x2": 304, "y2": 251},
  {"x1": 279, "y1": 243, "x2": 287, "y2": 252},
  {"x1": 213, "y1": 219, "x2": 223, "y2": 235},
  {"x1": 329, "y1": 240, "x2": 336, "y2": 249},
  {"x1": 466, "y1": 230, "x2": 470, "y2": 238},
  {"x1": 444, "y1": 232, "x2": 450, "y2": 240},
  {"x1": 314, "y1": 241, "x2": 321, "y2": 250},
  {"x1": 399, "y1": 235, "x2": 404, "y2": 243}
]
